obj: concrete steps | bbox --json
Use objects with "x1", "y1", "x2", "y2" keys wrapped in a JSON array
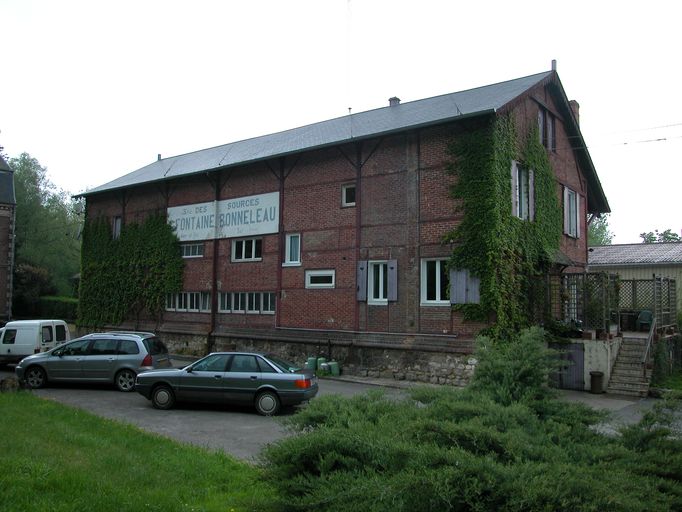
[{"x1": 607, "y1": 337, "x2": 651, "y2": 397}]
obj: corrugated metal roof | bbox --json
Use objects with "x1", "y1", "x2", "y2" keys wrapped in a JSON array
[
  {"x1": 589, "y1": 243, "x2": 682, "y2": 266},
  {"x1": 82, "y1": 71, "x2": 553, "y2": 196}
]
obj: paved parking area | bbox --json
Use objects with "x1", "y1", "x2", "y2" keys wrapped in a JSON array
[{"x1": 0, "y1": 366, "x2": 402, "y2": 461}]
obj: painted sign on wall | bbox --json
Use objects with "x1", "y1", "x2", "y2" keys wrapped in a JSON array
[{"x1": 167, "y1": 192, "x2": 279, "y2": 241}]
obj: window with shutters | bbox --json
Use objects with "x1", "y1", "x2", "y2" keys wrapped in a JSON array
[
  {"x1": 511, "y1": 160, "x2": 534, "y2": 221},
  {"x1": 564, "y1": 187, "x2": 580, "y2": 238},
  {"x1": 357, "y1": 260, "x2": 398, "y2": 305},
  {"x1": 449, "y1": 269, "x2": 480, "y2": 305},
  {"x1": 368, "y1": 261, "x2": 388, "y2": 304},
  {"x1": 421, "y1": 259, "x2": 449, "y2": 305}
]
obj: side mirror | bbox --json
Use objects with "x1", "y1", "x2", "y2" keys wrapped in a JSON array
[{"x1": 186, "y1": 366, "x2": 193, "y2": 373}]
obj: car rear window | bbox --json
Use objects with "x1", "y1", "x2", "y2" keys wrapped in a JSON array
[
  {"x1": 142, "y1": 337, "x2": 169, "y2": 355},
  {"x1": 118, "y1": 339, "x2": 140, "y2": 355}
]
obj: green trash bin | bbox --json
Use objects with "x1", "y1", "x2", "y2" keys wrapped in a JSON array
[
  {"x1": 306, "y1": 357, "x2": 318, "y2": 371},
  {"x1": 328, "y1": 361, "x2": 340, "y2": 376}
]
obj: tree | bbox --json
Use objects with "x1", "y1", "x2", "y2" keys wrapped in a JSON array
[
  {"x1": 588, "y1": 214, "x2": 613, "y2": 246},
  {"x1": 640, "y1": 228, "x2": 681, "y2": 243},
  {"x1": 9, "y1": 153, "x2": 82, "y2": 301}
]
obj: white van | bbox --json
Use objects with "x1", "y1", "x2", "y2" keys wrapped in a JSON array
[{"x1": 0, "y1": 320, "x2": 71, "y2": 365}]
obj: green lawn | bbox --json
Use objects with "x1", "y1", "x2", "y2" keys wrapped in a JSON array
[{"x1": 0, "y1": 392, "x2": 277, "y2": 512}]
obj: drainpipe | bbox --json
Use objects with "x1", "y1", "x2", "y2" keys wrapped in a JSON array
[
  {"x1": 208, "y1": 172, "x2": 222, "y2": 353},
  {"x1": 276, "y1": 158, "x2": 285, "y2": 329},
  {"x1": 354, "y1": 142, "x2": 363, "y2": 332}
]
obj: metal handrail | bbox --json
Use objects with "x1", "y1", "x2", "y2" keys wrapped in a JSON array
[{"x1": 641, "y1": 316, "x2": 657, "y2": 378}]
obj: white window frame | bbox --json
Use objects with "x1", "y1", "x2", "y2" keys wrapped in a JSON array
[
  {"x1": 420, "y1": 259, "x2": 449, "y2": 306},
  {"x1": 232, "y1": 238, "x2": 263, "y2": 262},
  {"x1": 232, "y1": 292, "x2": 247, "y2": 313},
  {"x1": 246, "y1": 292, "x2": 261, "y2": 314},
  {"x1": 165, "y1": 292, "x2": 210, "y2": 312},
  {"x1": 511, "y1": 161, "x2": 534, "y2": 221},
  {"x1": 112, "y1": 216, "x2": 122, "y2": 239},
  {"x1": 181, "y1": 242, "x2": 204, "y2": 258},
  {"x1": 283, "y1": 233, "x2": 301, "y2": 266},
  {"x1": 261, "y1": 292, "x2": 276, "y2": 315},
  {"x1": 218, "y1": 291, "x2": 275, "y2": 314},
  {"x1": 218, "y1": 292, "x2": 231, "y2": 312},
  {"x1": 342, "y1": 183, "x2": 356, "y2": 207},
  {"x1": 305, "y1": 269, "x2": 336, "y2": 289},
  {"x1": 564, "y1": 187, "x2": 580, "y2": 238},
  {"x1": 368, "y1": 261, "x2": 388, "y2": 305}
]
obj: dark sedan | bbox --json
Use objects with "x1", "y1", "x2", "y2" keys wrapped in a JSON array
[{"x1": 135, "y1": 352, "x2": 318, "y2": 415}]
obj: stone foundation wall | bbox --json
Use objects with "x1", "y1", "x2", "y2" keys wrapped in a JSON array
[
  {"x1": 78, "y1": 324, "x2": 478, "y2": 387},
  {"x1": 160, "y1": 328, "x2": 477, "y2": 387}
]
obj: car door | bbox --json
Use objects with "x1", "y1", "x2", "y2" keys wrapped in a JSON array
[
  {"x1": 45, "y1": 339, "x2": 92, "y2": 380},
  {"x1": 175, "y1": 354, "x2": 231, "y2": 403},
  {"x1": 223, "y1": 354, "x2": 261, "y2": 404},
  {"x1": 81, "y1": 338, "x2": 118, "y2": 381}
]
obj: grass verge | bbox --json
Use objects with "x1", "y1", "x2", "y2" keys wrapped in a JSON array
[{"x1": 0, "y1": 392, "x2": 276, "y2": 512}]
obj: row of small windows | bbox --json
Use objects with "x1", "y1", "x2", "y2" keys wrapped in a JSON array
[
  {"x1": 165, "y1": 291, "x2": 276, "y2": 314},
  {"x1": 164, "y1": 261, "x2": 479, "y2": 317}
]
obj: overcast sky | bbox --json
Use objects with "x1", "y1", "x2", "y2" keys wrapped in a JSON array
[{"x1": 2, "y1": 0, "x2": 681, "y2": 244}]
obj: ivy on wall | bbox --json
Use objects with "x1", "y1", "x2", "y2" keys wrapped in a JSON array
[
  {"x1": 78, "y1": 214, "x2": 184, "y2": 327},
  {"x1": 443, "y1": 114, "x2": 562, "y2": 338}
]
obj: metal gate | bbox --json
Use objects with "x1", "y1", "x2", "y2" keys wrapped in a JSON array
[{"x1": 549, "y1": 342, "x2": 585, "y2": 390}]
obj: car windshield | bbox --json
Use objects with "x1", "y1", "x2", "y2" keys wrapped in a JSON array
[
  {"x1": 142, "y1": 337, "x2": 169, "y2": 355},
  {"x1": 264, "y1": 354, "x2": 301, "y2": 373}
]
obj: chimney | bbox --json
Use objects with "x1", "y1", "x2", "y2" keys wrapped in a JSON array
[
  {"x1": 157, "y1": 154, "x2": 162, "y2": 161},
  {"x1": 389, "y1": 96, "x2": 400, "y2": 107},
  {"x1": 569, "y1": 100, "x2": 580, "y2": 125},
  {"x1": 551, "y1": 59, "x2": 557, "y2": 71}
]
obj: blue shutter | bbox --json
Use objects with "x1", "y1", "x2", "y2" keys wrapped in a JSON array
[
  {"x1": 356, "y1": 260, "x2": 367, "y2": 301},
  {"x1": 387, "y1": 259, "x2": 398, "y2": 301},
  {"x1": 450, "y1": 269, "x2": 480, "y2": 304}
]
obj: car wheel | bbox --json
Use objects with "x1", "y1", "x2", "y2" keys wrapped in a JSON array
[
  {"x1": 255, "y1": 390, "x2": 281, "y2": 416},
  {"x1": 25, "y1": 366, "x2": 47, "y2": 389},
  {"x1": 151, "y1": 385, "x2": 175, "y2": 410},
  {"x1": 115, "y1": 369, "x2": 136, "y2": 392}
]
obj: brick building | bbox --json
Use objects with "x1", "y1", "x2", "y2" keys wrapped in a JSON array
[
  {"x1": 0, "y1": 155, "x2": 16, "y2": 323},
  {"x1": 80, "y1": 69, "x2": 610, "y2": 383}
]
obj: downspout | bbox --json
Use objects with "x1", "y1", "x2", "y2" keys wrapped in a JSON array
[
  {"x1": 208, "y1": 171, "x2": 222, "y2": 353},
  {"x1": 354, "y1": 142, "x2": 363, "y2": 332},
  {"x1": 276, "y1": 158, "x2": 285, "y2": 329}
]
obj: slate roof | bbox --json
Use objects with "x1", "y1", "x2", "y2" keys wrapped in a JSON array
[
  {"x1": 0, "y1": 155, "x2": 15, "y2": 205},
  {"x1": 80, "y1": 69, "x2": 609, "y2": 213},
  {"x1": 589, "y1": 243, "x2": 682, "y2": 266}
]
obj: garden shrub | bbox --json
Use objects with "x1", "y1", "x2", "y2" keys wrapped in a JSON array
[
  {"x1": 38, "y1": 296, "x2": 78, "y2": 321},
  {"x1": 262, "y1": 328, "x2": 682, "y2": 511}
]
